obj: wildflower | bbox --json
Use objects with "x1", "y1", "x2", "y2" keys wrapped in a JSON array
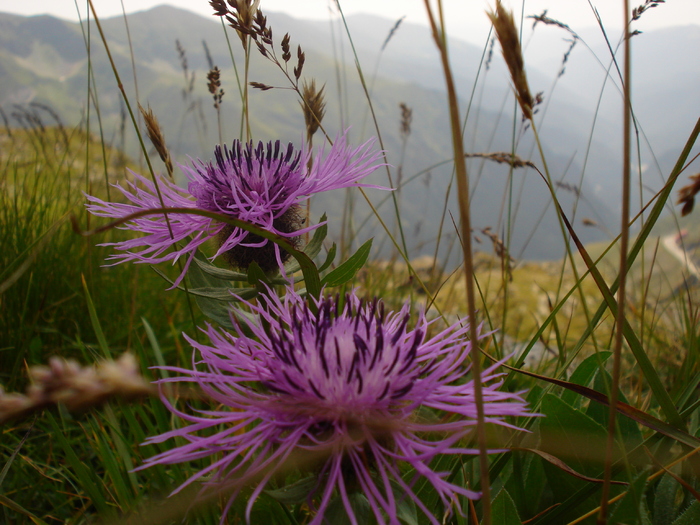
[
  {"x1": 139, "y1": 290, "x2": 533, "y2": 524},
  {"x1": 85, "y1": 134, "x2": 384, "y2": 282}
]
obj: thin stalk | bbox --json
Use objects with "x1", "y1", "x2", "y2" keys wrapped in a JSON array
[
  {"x1": 422, "y1": 2, "x2": 491, "y2": 523},
  {"x1": 599, "y1": 2, "x2": 632, "y2": 521},
  {"x1": 243, "y1": 40, "x2": 252, "y2": 141},
  {"x1": 334, "y1": 2, "x2": 409, "y2": 260},
  {"x1": 86, "y1": 0, "x2": 200, "y2": 339},
  {"x1": 219, "y1": 17, "x2": 246, "y2": 142}
]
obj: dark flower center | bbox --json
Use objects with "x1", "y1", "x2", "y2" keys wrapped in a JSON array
[{"x1": 217, "y1": 205, "x2": 303, "y2": 273}]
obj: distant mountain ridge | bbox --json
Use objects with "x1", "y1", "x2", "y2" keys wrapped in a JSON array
[{"x1": 1, "y1": 5, "x2": 696, "y2": 262}]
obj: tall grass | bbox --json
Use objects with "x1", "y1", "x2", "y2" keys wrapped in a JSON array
[{"x1": 3, "y1": 0, "x2": 700, "y2": 524}]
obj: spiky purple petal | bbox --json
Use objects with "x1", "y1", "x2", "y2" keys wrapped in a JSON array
[
  {"x1": 138, "y1": 290, "x2": 534, "y2": 524},
  {"x1": 85, "y1": 133, "x2": 385, "y2": 276}
]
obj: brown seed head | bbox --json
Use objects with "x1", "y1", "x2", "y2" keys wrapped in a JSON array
[
  {"x1": 207, "y1": 67, "x2": 225, "y2": 109},
  {"x1": 250, "y1": 81, "x2": 274, "y2": 91},
  {"x1": 487, "y1": 1, "x2": 534, "y2": 120},
  {"x1": 677, "y1": 173, "x2": 700, "y2": 217},
  {"x1": 300, "y1": 79, "x2": 326, "y2": 138},
  {"x1": 632, "y1": 1, "x2": 666, "y2": 21},
  {"x1": 464, "y1": 152, "x2": 536, "y2": 170},
  {"x1": 139, "y1": 104, "x2": 174, "y2": 179},
  {"x1": 294, "y1": 45, "x2": 305, "y2": 81},
  {"x1": 399, "y1": 103, "x2": 413, "y2": 139}
]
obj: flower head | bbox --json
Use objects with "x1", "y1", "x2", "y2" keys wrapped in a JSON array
[
  {"x1": 86, "y1": 134, "x2": 384, "y2": 281},
  {"x1": 139, "y1": 290, "x2": 533, "y2": 524}
]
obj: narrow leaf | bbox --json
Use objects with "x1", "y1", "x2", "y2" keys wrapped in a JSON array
[
  {"x1": 513, "y1": 448, "x2": 627, "y2": 486},
  {"x1": 322, "y1": 239, "x2": 372, "y2": 288},
  {"x1": 81, "y1": 274, "x2": 111, "y2": 358}
]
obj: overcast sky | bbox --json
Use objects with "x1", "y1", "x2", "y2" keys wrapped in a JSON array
[{"x1": 1, "y1": 0, "x2": 697, "y2": 46}]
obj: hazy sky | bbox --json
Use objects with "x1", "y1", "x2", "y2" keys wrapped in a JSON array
[{"x1": 1, "y1": 0, "x2": 697, "y2": 45}]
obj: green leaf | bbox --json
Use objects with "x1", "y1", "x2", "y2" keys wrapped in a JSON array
[
  {"x1": 538, "y1": 394, "x2": 609, "y2": 501},
  {"x1": 247, "y1": 261, "x2": 270, "y2": 286},
  {"x1": 81, "y1": 274, "x2": 111, "y2": 358},
  {"x1": 488, "y1": 488, "x2": 521, "y2": 525},
  {"x1": 587, "y1": 368, "x2": 643, "y2": 447},
  {"x1": 46, "y1": 412, "x2": 110, "y2": 514},
  {"x1": 318, "y1": 243, "x2": 337, "y2": 272},
  {"x1": 390, "y1": 480, "x2": 418, "y2": 525},
  {"x1": 0, "y1": 494, "x2": 51, "y2": 525},
  {"x1": 654, "y1": 474, "x2": 680, "y2": 525},
  {"x1": 265, "y1": 476, "x2": 318, "y2": 505},
  {"x1": 561, "y1": 351, "x2": 612, "y2": 407},
  {"x1": 608, "y1": 470, "x2": 648, "y2": 525},
  {"x1": 155, "y1": 268, "x2": 258, "y2": 302},
  {"x1": 192, "y1": 255, "x2": 248, "y2": 281},
  {"x1": 325, "y1": 492, "x2": 374, "y2": 525},
  {"x1": 672, "y1": 501, "x2": 700, "y2": 525},
  {"x1": 321, "y1": 239, "x2": 372, "y2": 288}
]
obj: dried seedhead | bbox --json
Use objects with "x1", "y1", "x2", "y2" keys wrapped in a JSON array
[
  {"x1": 485, "y1": 36, "x2": 496, "y2": 71},
  {"x1": 294, "y1": 45, "x2": 306, "y2": 81},
  {"x1": 632, "y1": 0, "x2": 666, "y2": 21},
  {"x1": 210, "y1": 0, "x2": 263, "y2": 47},
  {"x1": 555, "y1": 181, "x2": 581, "y2": 197},
  {"x1": 281, "y1": 33, "x2": 292, "y2": 62},
  {"x1": 487, "y1": 0, "x2": 534, "y2": 120},
  {"x1": 250, "y1": 81, "x2": 274, "y2": 91},
  {"x1": 527, "y1": 11, "x2": 579, "y2": 78},
  {"x1": 464, "y1": 152, "x2": 536, "y2": 170},
  {"x1": 0, "y1": 354, "x2": 152, "y2": 424},
  {"x1": 399, "y1": 103, "x2": 413, "y2": 139},
  {"x1": 479, "y1": 226, "x2": 515, "y2": 280},
  {"x1": 212, "y1": 0, "x2": 306, "y2": 90},
  {"x1": 677, "y1": 173, "x2": 700, "y2": 217},
  {"x1": 529, "y1": 9, "x2": 576, "y2": 36},
  {"x1": 139, "y1": 104, "x2": 174, "y2": 179},
  {"x1": 207, "y1": 66, "x2": 225, "y2": 109},
  {"x1": 381, "y1": 16, "x2": 405, "y2": 52},
  {"x1": 300, "y1": 79, "x2": 326, "y2": 138}
]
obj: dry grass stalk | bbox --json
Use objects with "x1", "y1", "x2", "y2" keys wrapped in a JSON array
[
  {"x1": 529, "y1": 10, "x2": 577, "y2": 36},
  {"x1": 175, "y1": 40, "x2": 196, "y2": 101},
  {"x1": 487, "y1": 0, "x2": 534, "y2": 120},
  {"x1": 423, "y1": 2, "x2": 492, "y2": 520},
  {"x1": 528, "y1": 11, "x2": 579, "y2": 78},
  {"x1": 300, "y1": 79, "x2": 326, "y2": 138},
  {"x1": 555, "y1": 181, "x2": 581, "y2": 197},
  {"x1": 677, "y1": 173, "x2": 700, "y2": 216},
  {"x1": 139, "y1": 103, "x2": 174, "y2": 179}
]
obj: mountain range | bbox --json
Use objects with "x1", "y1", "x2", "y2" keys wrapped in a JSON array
[{"x1": 1, "y1": 5, "x2": 698, "y2": 262}]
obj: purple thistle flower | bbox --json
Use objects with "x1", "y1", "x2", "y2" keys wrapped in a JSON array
[
  {"x1": 139, "y1": 290, "x2": 533, "y2": 524},
  {"x1": 85, "y1": 134, "x2": 385, "y2": 282}
]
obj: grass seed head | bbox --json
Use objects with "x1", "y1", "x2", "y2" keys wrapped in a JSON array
[
  {"x1": 139, "y1": 104, "x2": 174, "y2": 179},
  {"x1": 487, "y1": 0, "x2": 534, "y2": 120},
  {"x1": 300, "y1": 79, "x2": 326, "y2": 138},
  {"x1": 677, "y1": 173, "x2": 700, "y2": 216}
]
